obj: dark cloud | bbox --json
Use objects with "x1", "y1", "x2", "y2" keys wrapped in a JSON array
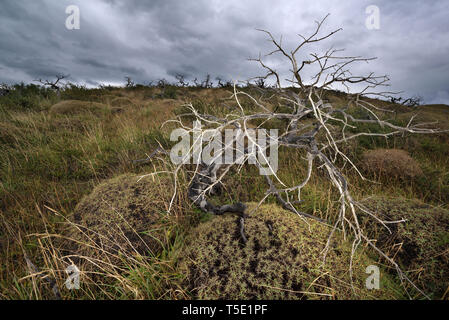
[{"x1": 0, "y1": 0, "x2": 448, "y2": 104}]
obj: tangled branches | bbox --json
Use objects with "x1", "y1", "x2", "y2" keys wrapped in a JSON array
[{"x1": 141, "y1": 15, "x2": 444, "y2": 299}]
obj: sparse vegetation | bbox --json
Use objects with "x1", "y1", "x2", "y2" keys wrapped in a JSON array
[
  {"x1": 1, "y1": 15, "x2": 449, "y2": 300},
  {"x1": 1, "y1": 82, "x2": 448, "y2": 300}
]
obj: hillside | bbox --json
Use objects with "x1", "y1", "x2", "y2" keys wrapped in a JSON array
[{"x1": 0, "y1": 84, "x2": 448, "y2": 299}]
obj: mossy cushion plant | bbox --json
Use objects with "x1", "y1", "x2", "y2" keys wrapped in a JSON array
[
  {"x1": 178, "y1": 203, "x2": 402, "y2": 300},
  {"x1": 360, "y1": 149, "x2": 423, "y2": 180},
  {"x1": 68, "y1": 173, "x2": 178, "y2": 264},
  {"x1": 361, "y1": 197, "x2": 449, "y2": 299}
]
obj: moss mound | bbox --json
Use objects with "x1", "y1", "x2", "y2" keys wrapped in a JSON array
[
  {"x1": 50, "y1": 100, "x2": 110, "y2": 115},
  {"x1": 361, "y1": 148, "x2": 423, "y2": 179},
  {"x1": 70, "y1": 173, "x2": 177, "y2": 260},
  {"x1": 361, "y1": 197, "x2": 449, "y2": 298},
  {"x1": 178, "y1": 203, "x2": 401, "y2": 300},
  {"x1": 110, "y1": 97, "x2": 136, "y2": 108}
]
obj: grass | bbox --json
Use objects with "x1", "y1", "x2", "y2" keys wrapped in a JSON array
[{"x1": 0, "y1": 84, "x2": 448, "y2": 299}]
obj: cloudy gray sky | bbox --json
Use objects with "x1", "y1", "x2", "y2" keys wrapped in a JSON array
[{"x1": 1, "y1": 0, "x2": 448, "y2": 104}]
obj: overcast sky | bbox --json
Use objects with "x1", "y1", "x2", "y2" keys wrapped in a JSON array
[{"x1": 0, "y1": 0, "x2": 448, "y2": 104}]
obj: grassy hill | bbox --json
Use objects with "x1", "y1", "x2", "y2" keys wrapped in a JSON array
[{"x1": 0, "y1": 84, "x2": 448, "y2": 299}]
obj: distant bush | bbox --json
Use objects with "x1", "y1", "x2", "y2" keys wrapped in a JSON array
[
  {"x1": 361, "y1": 148, "x2": 423, "y2": 179},
  {"x1": 156, "y1": 85, "x2": 177, "y2": 99},
  {"x1": 0, "y1": 83, "x2": 56, "y2": 110},
  {"x1": 60, "y1": 84, "x2": 110, "y2": 102}
]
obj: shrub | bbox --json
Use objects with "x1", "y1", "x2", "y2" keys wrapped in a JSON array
[
  {"x1": 60, "y1": 85, "x2": 108, "y2": 102},
  {"x1": 414, "y1": 164, "x2": 449, "y2": 203},
  {"x1": 361, "y1": 197, "x2": 449, "y2": 298},
  {"x1": 67, "y1": 173, "x2": 179, "y2": 263},
  {"x1": 0, "y1": 83, "x2": 55, "y2": 110},
  {"x1": 178, "y1": 203, "x2": 401, "y2": 299},
  {"x1": 156, "y1": 86, "x2": 177, "y2": 99},
  {"x1": 361, "y1": 148, "x2": 423, "y2": 179}
]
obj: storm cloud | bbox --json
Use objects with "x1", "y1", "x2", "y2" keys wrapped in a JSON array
[{"x1": 0, "y1": 0, "x2": 448, "y2": 104}]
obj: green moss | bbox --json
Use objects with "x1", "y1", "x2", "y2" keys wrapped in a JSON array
[
  {"x1": 178, "y1": 203, "x2": 402, "y2": 300},
  {"x1": 69, "y1": 173, "x2": 178, "y2": 261}
]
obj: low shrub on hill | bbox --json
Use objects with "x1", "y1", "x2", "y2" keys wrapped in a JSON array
[{"x1": 361, "y1": 149, "x2": 423, "y2": 180}]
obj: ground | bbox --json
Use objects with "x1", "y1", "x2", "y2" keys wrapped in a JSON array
[{"x1": 0, "y1": 84, "x2": 448, "y2": 299}]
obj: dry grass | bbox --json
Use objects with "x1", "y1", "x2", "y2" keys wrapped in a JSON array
[
  {"x1": 1, "y1": 86, "x2": 448, "y2": 300},
  {"x1": 7, "y1": 170, "x2": 190, "y2": 300},
  {"x1": 50, "y1": 100, "x2": 110, "y2": 115},
  {"x1": 110, "y1": 97, "x2": 136, "y2": 108},
  {"x1": 397, "y1": 104, "x2": 449, "y2": 130},
  {"x1": 361, "y1": 149, "x2": 423, "y2": 179}
]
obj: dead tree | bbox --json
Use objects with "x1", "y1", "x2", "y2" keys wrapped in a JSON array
[
  {"x1": 0, "y1": 83, "x2": 10, "y2": 96},
  {"x1": 175, "y1": 74, "x2": 189, "y2": 87},
  {"x1": 201, "y1": 74, "x2": 213, "y2": 88},
  {"x1": 216, "y1": 77, "x2": 233, "y2": 88},
  {"x1": 157, "y1": 78, "x2": 169, "y2": 87},
  {"x1": 124, "y1": 76, "x2": 135, "y2": 88},
  {"x1": 402, "y1": 95, "x2": 423, "y2": 107},
  {"x1": 34, "y1": 75, "x2": 69, "y2": 95},
  {"x1": 215, "y1": 77, "x2": 225, "y2": 88},
  {"x1": 389, "y1": 95, "x2": 423, "y2": 107},
  {"x1": 142, "y1": 15, "x2": 444, "y2": 298}
]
